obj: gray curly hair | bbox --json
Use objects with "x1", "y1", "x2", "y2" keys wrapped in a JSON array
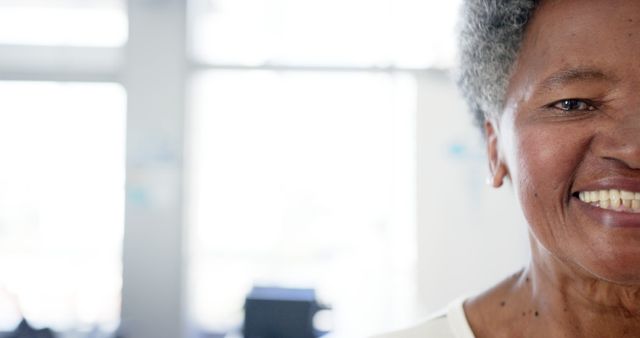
[{"x1": 457, "y1": 0, "x2": 539, "y2": 129}]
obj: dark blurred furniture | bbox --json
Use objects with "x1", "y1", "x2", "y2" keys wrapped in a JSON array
[
  {"x1": 243, "y1": 287, "x2": 330, "y2": 338},
  {"x1": 7, "y1": 319, "x2": 55, "y2": 338}
]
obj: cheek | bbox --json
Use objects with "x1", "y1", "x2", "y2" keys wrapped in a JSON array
[
  {"x1": 509, "y1": 125, "x2": 586, "y2": 247},
  {"x1": 511, "y1": 126, "x2": 575, "y2": 200}
]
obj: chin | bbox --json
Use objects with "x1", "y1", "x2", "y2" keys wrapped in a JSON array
[{"x1": 578, "y1": 250, "x2": 640, "y2": 286}]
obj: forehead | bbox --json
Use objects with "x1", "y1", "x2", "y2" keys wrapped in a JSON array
[{"x1": 506, "y1": 0, "x2": 640, "y2": 101}]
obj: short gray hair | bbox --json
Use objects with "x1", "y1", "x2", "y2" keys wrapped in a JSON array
[{"x1": 457, "y1": 0, "x2": 539, "y2": 129}]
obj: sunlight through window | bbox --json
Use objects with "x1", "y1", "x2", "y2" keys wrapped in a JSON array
[
  {"x1": 190, "y1": 0, "x2": 460, "y2": 68},
  {"x1": 0, "y1": 1, "x2": 126, "y2": 46},
  {"x1": 187, "y1": 71, "x2": 417, "y2": 337},
  {"x1": 0, "y1": 82, "x2": 126, "y2": 333}
]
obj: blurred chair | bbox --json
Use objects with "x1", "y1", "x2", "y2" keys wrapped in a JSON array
[
  {"x1": 7, "y1": 319, "x2": 55, "y2": 338},
  {"x1": 243, "y1": 287, "x2": 330, "y2": 338}
]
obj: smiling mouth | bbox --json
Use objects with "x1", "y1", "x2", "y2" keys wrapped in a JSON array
[{"x1": 577, "y1": 189, "x2": 640, "y2": 212}]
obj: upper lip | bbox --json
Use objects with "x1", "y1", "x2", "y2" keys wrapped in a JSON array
[{"x1": 573, "y1": 177, "x2": 640, "y2": 195}]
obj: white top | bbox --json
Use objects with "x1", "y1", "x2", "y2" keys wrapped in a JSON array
[{"x1": 371, "y1": 298, "x2": 476, "y2": 338}]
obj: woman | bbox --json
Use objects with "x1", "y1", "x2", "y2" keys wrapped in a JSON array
[{"x1": 376, "y1": 0, "x2": 640, "y2": 337}]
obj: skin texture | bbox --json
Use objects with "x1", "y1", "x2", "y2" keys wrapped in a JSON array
[{"x1": 465, "y1": 0, "x2": 640, "y2": 337}]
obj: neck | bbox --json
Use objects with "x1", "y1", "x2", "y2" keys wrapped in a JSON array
[
  {"x1": 526, "y1": 239, "x2": 640, "y2": 336},
  {"x1": 466, "y1": 239, "x2": 640, "y2": 337}
]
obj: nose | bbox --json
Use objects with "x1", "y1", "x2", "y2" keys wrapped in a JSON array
[{"x1": 592, "y1": 114, "x2": 640, "y2": 169}]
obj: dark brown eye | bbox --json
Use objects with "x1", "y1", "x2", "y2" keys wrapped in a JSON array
[{"x1": 553, "y1": 99, "x2": 593, "y2": 111}]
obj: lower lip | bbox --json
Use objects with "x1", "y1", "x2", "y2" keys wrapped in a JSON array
[{"x1": 576, "y1": 197, "x2": 640, "y2": 228}]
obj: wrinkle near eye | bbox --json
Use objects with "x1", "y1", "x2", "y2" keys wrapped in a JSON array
[{"x1": 535, "y1": 67, "x2": 619, "y2": 97}]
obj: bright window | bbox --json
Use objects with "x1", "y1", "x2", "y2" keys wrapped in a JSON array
[
  {"x1": 187, "y1": 1, "x2": 463, "y2": 336},
  {"x1": 0, "y1": 82, "x2": 126, "y2": 333},
  {"x1": 0, "y1": 0, "x2": 127, "y2": 46},
  {"x1": 187, "y1": 70, "x2": 417, "y2": 336},
  {"x1": 190, "y1": 0, "x2": 460, "y2": 68}
]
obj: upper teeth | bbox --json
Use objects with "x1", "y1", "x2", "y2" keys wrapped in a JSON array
[{"x1": 578, "y1": 189, "x2": 640, "y2": 209}]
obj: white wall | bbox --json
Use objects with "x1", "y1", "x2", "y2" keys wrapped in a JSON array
[{"x1": 415, "y1": 71, "x2": 530, "y2": 315}]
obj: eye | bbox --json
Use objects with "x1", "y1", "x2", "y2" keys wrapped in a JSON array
[{"x1": 552, "y1": 99, "x2": 595, "y2": 111}]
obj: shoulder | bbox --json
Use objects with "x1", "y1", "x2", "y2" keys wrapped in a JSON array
[
  {"x1": 369, "y1": 297, "x2": 476, "y2": 338},
  {"x1": 370, "y1": 314, "x2": 452, "y2": 338}
]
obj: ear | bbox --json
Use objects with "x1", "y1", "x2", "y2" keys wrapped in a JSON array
[{"x1": 484, "y1": 120, "x2": 509, "y2": 188}]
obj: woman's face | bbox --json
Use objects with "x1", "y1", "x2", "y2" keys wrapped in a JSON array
[{"x1": 494, "y1": 0, "x2": 640, "y2": 283}]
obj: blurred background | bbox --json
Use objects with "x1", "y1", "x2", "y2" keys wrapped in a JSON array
[{"x1": 0, "y1": 0, "x2": 530, "y2": 337}]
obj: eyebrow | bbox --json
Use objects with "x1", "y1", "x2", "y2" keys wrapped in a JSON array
[{"x1": 536, "y1": 67, "x2": 619, "y2": 93}]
